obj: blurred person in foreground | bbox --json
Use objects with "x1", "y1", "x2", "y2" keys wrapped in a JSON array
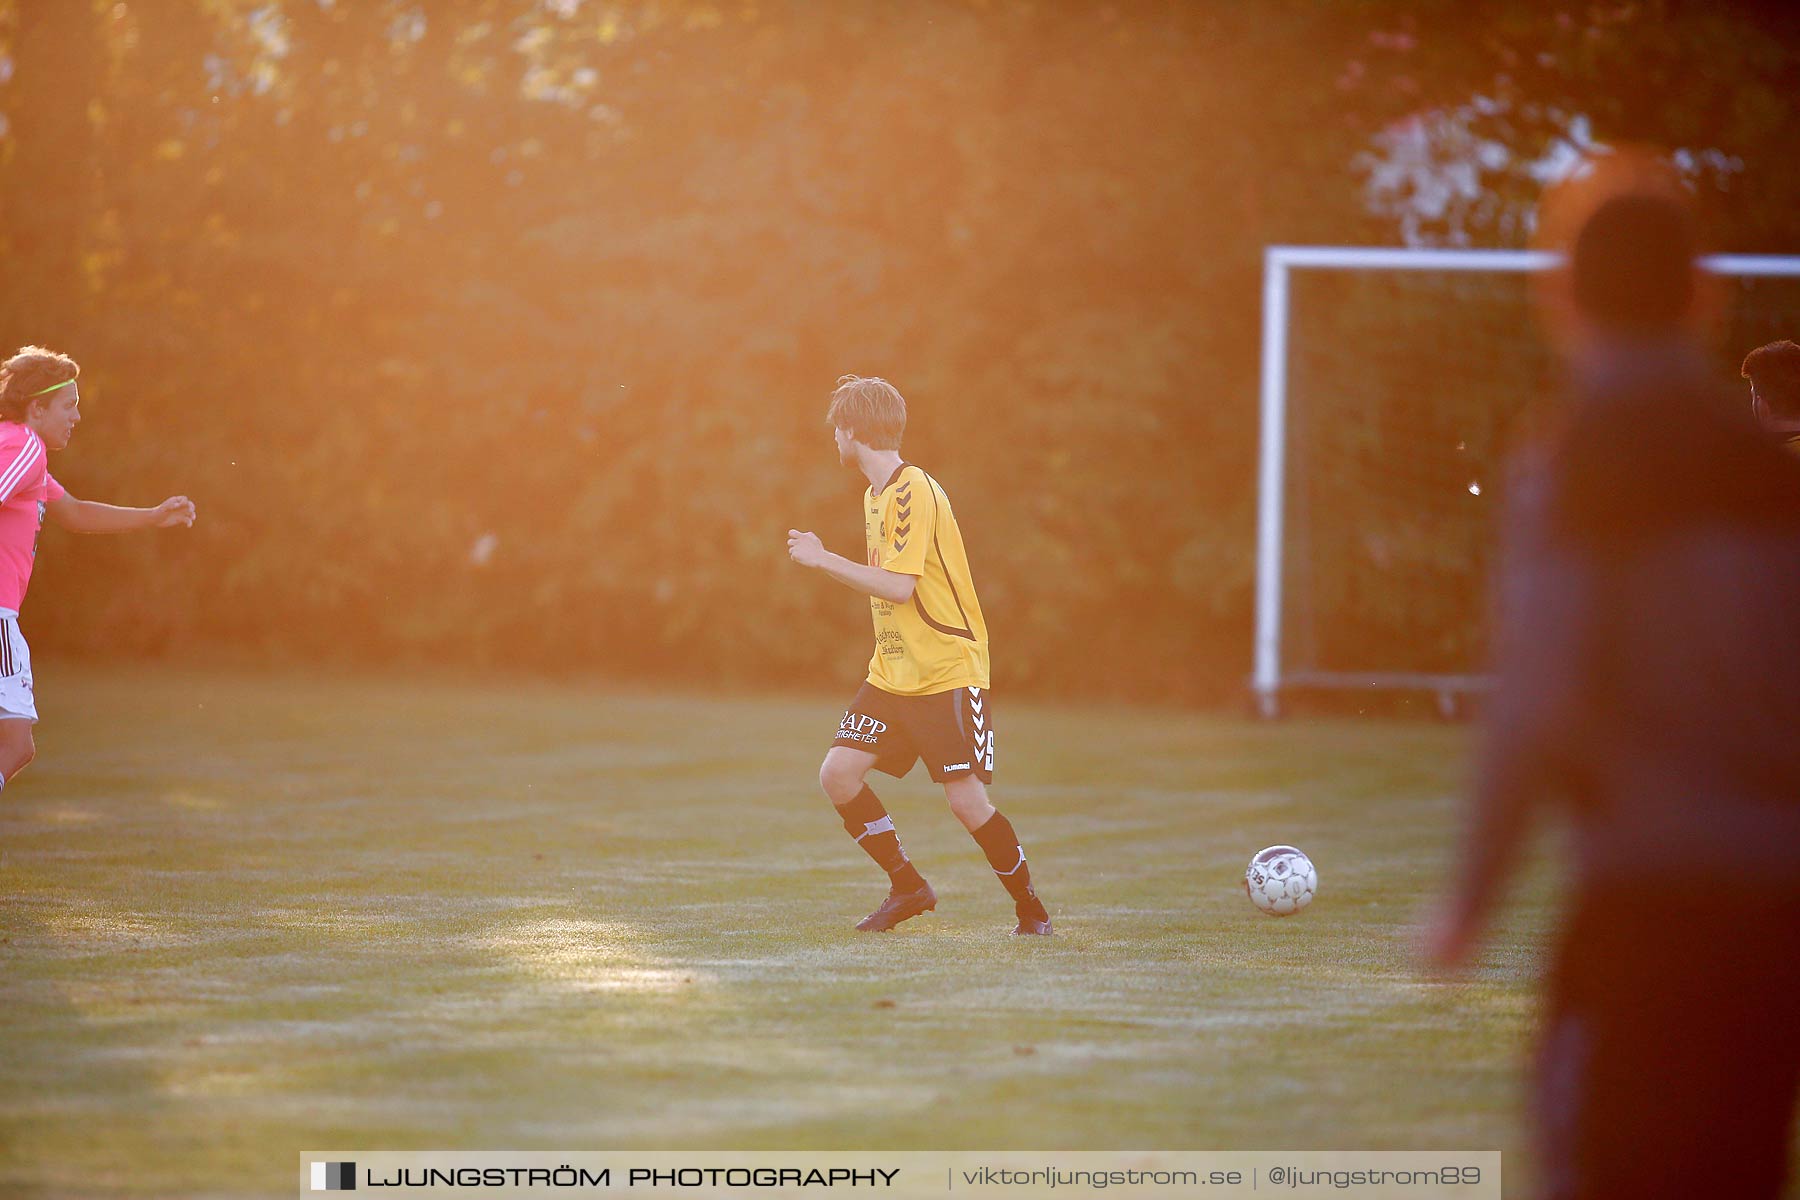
[
  {"x1": 1422, "y1": 155, "x2": 1800, "y2": 1199},
  {"x1": 1741, "y1": 338, "x2": 1800, "y2": 451},
  {"x1": 0, "y1": 347, "x2": 197, "y2": 788}
]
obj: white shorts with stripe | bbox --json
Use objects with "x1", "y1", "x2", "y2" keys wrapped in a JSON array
[{"x1": 0, "y1": 611, "x2": 36, "y2": 722}]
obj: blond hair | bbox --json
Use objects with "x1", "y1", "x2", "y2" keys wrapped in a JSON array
[
  {"x1": 0, "y1": 346, "x2": 80, "y2": 423},
  {"x1": 825, "y1": 375, "x2": 906, "y2": 451}
]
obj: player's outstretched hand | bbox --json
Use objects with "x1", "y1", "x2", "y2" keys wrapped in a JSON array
[
  {"x1": 153, "y1": 496, "x2": 197, "y2": 528},
  {"x1": 787, "y1": 529, "x2": 826, "y2": 568}
]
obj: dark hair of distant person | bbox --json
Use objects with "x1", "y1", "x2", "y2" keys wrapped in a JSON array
[
  {"x1": 1569, "y1": 191, "x2": 1698, "y2": 334},
  {"x1": 1531, "y1": 149, "x2": 1716, "y2": 350},
  {"x1": 1742, "y1": 340, "x2": 1800, "y2": 421}
]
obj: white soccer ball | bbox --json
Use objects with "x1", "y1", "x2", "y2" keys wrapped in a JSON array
[{"x1": 1245, "y1": 845, "x2": 1317, "y2": 916}]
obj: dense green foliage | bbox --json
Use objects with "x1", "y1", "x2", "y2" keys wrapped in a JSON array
[{"x1": 1, "y1": 2, "x2": 1795, "y2": 699}]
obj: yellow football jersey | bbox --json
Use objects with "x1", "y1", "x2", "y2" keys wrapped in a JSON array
[{"x1": 862, "y1": 464, "x2": 990, "y2": 696}]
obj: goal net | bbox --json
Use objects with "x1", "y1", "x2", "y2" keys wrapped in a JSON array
[{"x1": 1253, "y1": 247, "x2": 1800, "y2": 717}]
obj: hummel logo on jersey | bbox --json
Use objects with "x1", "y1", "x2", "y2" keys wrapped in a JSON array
[
  {"x1": 943, "y1": 762, "x2": 971, "y2": 772},
  {"x1": 969, "y1": 687, "x2": 993, "y2": 770},
  {"x1": 892, "y1": 487, "x2": 913, "y2": 551}
]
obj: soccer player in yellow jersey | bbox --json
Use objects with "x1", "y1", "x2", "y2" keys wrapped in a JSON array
[
  {"x1": 787, "y1": 376, "x2": 1053, "y2": 935},
  {"x1": 1742, "y1": 339, "x2": 1800, "y2": 454}
]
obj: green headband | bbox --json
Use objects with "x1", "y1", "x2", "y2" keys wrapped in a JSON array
[{"x1": 30, "y1": 379, "x2": 75, "y2": 398}]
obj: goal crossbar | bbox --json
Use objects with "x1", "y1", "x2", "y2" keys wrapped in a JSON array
[{"x1": 1253, "y1": 245, "x2": 1800, "y2": 716}]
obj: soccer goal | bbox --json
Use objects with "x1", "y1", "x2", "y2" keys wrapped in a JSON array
[{"x1": 1253, "y1": 245, "x2": 1800, "y2": 718}]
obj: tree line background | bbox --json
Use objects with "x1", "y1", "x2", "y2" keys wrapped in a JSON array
[{"x1": 2, "y1": 0, "x2": 1796, "y2": 703}]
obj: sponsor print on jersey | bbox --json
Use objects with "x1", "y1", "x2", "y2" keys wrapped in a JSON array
[
  {"x1": 837, "y1": 711, "x2": 888, "y2": 745},
  {"x1": 875, "y1": 628, "x2": 906, "y2": 660}
]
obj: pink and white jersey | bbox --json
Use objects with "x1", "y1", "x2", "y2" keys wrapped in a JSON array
[{"x1": 0, "y1": 423, "x2": 64, "y2": 613}]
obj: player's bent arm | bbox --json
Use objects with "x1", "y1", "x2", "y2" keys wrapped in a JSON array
[
  {"x1": 786, "y1": 530, "x2": 917, "y2": 603},
  {"x1": 814, "y1": 553, "x2": 918, "y2": 605},
  {"x1": 46, "y1": 493, "x2": 197, "y2": 534}
]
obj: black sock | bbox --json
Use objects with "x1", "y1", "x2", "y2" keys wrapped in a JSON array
[
  {"x1": 836, "y1": 786, "x2": 926, "y2": 893},
  {"x1": 971, "y1": 809, "x2": 1047, "y2": 920}
]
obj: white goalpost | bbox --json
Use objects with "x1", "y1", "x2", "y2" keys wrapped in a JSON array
[{"x1": 1253, "y1": 245, "x2": 1800, "y2": 718}]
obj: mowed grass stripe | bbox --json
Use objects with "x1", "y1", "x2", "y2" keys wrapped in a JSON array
[{"x1": 3, "y1": 667, "x2": 1552, "y2": 1197}]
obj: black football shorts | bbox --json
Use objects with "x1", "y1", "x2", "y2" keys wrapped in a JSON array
[{"x1": 831, "y1": 682, "x2": 994, "y2": 783}]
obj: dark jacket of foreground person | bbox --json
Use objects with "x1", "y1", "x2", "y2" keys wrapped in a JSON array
[
  {"x1": 1476, "y1": 342, "x2": 1800, "y2": 883},
  {"x1": 1474, "y1": 340, "x2": 1800, "y2": 1200}
]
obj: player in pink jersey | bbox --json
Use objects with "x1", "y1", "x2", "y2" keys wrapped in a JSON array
[{"x1": 0, "y1": 347, "x2": 196, "y2": 786}]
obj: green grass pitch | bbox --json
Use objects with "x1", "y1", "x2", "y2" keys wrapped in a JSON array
[{"x1": 1, "y1": 667, "x2": 1560, "y2": 1197}]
